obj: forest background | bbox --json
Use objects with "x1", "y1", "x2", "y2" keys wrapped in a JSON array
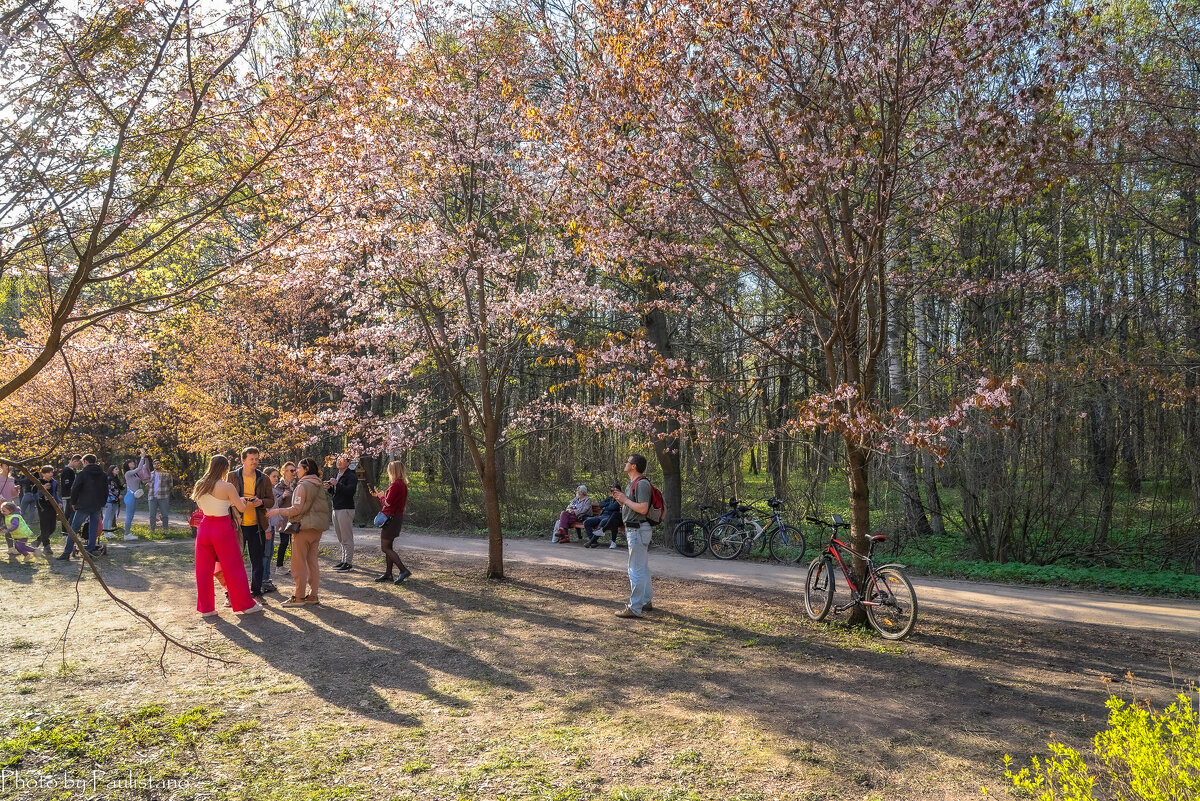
[{"x1": 2, "y1": 0, "x2": 1199, "y2": 586}]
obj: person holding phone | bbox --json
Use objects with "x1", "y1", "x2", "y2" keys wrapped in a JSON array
[{"x1": 610, "y1": 454, "x2": 655, "y2": 618}]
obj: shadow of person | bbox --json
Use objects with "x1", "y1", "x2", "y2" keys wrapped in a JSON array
[
  {"x1": 0, "y1": 559, "x2": 37, "y2": 584},
  {"x1": 215, "y1": 598, "x2": 529, "y2": 727}
]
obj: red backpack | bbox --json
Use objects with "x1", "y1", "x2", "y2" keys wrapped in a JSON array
[{"x1": 635, "y1": 476, "x2": 665, "y2": 526}]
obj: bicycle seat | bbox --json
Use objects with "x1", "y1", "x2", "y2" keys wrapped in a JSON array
[
  {"x1": 869, "y1": 534, "x2": 887, "y2": 543},
  {"x1": 737, "y1": 505, "x2": 752, "y2": 513},
  {"x1": 767, "y1": 498, "x2": 782, "y2": 509},
  {"x1": 698, "y1": 505, "x2": 713, "y2": 512}
]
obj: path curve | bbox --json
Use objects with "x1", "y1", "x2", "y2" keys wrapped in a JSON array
[
  {"x1": 345, "y1": 528, "x2": 1200, "y2": 635},
  {"x1": 111, "y1": 513, "x2": 1200, "y2": 635}
]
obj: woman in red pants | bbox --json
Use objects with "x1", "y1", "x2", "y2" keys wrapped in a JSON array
[{"x1": 191, "y1": 455, "x2": 264, "y2": 618}]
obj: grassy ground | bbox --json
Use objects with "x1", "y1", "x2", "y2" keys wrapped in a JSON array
[{"x1": 1, "y1": 540, "x2": 1196, "y2": 801}]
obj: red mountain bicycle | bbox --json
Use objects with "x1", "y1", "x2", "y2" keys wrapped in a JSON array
[{"x1": 802, "y1": 514, "x2": 918, "y2": 640}]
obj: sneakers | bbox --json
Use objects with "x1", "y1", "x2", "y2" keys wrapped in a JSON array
[
  {"x1": 615, "y1": 606, "x2": 642, "y2": 619},
  {"x1": 374, "y1": 574, "x2": 394, "y2": 582},
  {"x1": 281, "y1": 596, "x2": 305, "y2": 607},
  {"x1": 609, "y1": 541, "x2": 618, "y2": 549},
  {"x1": 55, "y1": 554, "x2": 71, "y2": 561},
  {"x1": 332, "y1": 561, "x2": 346, "y2": 570},
  {"x1": 302, "y1": 595, "x2": 320, "y2": 606},
  {"x1": 238, "y1": 602, "x2": 265, "y2": 615},
  {"x1": 7, "y1": 548, "x2": 18, "y2": 555},
  {"x1": 394, "y1": 569, "x2": 412, "y2": 585},
  {"x1": 585, "y1": 540, "x2": 599, "y2": 548},
  {"x1": 201, "y1": 610, "x2": 220, "y2": 619},
  {"x1": 333, "y1": 563, "x2": 353, "y2": 572},
  {"x1": 123, "y1": 534, "x2": 138, "y2": 541},
  {"x1": 261, "y1": 581, "x2": 277, "y2": 594},
  {"x1": 642, "y1": 603, "x2": 655, "y2": 612}
]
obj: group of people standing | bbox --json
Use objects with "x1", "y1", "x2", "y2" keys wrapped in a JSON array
[
  {"x1": 0, "y1": 451, "x2": 174, "y2": 560},
  {"x1": 189, "y1": 448, "x2": 411, "y2": 618},
  {"x1": 6, "y1": 446, "x2": 654, "y2": 622}
]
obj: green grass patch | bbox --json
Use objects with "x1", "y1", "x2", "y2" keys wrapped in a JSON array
[{"x1": 898, "y1": 551, "x2": 1200, "y2": 597}]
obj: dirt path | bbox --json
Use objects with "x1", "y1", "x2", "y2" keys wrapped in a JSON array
[
  {"x1": 110, "y1": 517, "x2": 1200, "y2": 635},
  {"x1": 340, "y1": 528, "x2": 1200, "y2": 635}
]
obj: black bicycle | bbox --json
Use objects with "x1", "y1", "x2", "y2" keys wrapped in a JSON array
[
  {"x1": 671, "y1": 498, "x2": 743, "y2": 557},
  {"x1": 707, "y1": 498, "x2": 807, "y2": 563},
  {"x1": 802, "y1": 514, "x2": 918, "y2": 640}
]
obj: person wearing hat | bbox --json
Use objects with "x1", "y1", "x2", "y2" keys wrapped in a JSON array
[{"x1": 552, "y1": 485, "x2": 592, "y2": 543}]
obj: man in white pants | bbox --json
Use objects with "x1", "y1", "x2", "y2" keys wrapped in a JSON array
[
  {"x1": 610, "y1": 453, "x2": 655, "y2": 618},
  {"x1": 327, "y1": 457, "x2": 358, "y2": 572}
]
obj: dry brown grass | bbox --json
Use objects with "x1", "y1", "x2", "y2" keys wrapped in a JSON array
[{"x1": 0, "y1": 541, "x2": 1195, "y2": 801}]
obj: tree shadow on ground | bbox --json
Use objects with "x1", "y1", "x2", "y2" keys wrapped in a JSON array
[
  {"x1": 215, "y1": 585, "x2": 531, "y2": 727},
  {"x1": 371, "y1": 562, "x2": 1199, "y2": 777}
]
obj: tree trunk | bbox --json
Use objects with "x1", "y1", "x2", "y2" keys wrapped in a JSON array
[
  {"x1": 914, "y1": 263, "x2": 945, "y2": 535},
  {"x1": 845, "y1": 442, "x2": 872, "y2": 626},
  {"x1": 644, "y1": 304, "x2": 682, "y2": 535},
  {"x1": 481, "y1": 430, "x2": 505, "y2": 579},
  {"x1": 353, "y1": 455, "x2": 382, "y2": 526},
  {"x1": 887, "y1": 284, "x2": 932, "y2": 538}
]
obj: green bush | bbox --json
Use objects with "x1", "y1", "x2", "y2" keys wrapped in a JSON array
[{"x1": 1001, "y1": 691, "x2": 1200, "y2": 800}]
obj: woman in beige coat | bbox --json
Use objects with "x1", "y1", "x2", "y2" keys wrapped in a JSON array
[{"x1": 273, "y1": 457, "x2": 330, "y2": 607}]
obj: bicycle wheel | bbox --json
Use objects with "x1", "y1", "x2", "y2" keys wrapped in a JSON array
[
  {"x1": 708, "y1": 523, "x2": 746, "y2": 560},
  {"x1": 864, "y1": 566, "x2": 918, "y2": 640},
  {"x1": 768, "y1": 524, "x2": 807, "y2": 564},
  {"x1": 672, "y1": 519, "x2": 708, "y2": 557},
  {"x1": 802, "y1": 557, "x2": 834, "y2": 621}
]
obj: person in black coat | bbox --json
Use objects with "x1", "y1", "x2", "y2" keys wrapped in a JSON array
[
  {"x1": 59, "y1": 454, "x2": 81, "y2": 535},
  {"x1": 583, "y1": 496, "x2": 622, "y2": 548},
  {"x1": 325, "y1": 457, "x2": 358, "y2": 571},
  {"x1": 57, "y1": 455, "x2": 108, "y2": 559}
]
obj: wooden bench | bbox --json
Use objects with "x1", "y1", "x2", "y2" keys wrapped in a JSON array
[{"x1": 566, "y1": 503, "x2": 625, "y2": 543}]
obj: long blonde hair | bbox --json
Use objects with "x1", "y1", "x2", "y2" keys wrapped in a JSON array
[
  {"x1": 191, "y1": 455, "x2": 230, "y2": 501},
  {"x1": 386, "y1": 460, "x2": 407, "y2": 484}
]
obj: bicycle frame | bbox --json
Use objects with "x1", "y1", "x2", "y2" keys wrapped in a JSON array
[{"x1": 823, "y1": 536, "x2": 869, "y2": 596}]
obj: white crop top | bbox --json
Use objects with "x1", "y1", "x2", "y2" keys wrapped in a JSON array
[{"x1": 196, "y1": 493, "x2": 233, "y2": 516}]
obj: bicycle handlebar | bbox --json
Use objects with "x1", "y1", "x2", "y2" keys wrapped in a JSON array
[{"x1": 806, "y1": 515, "x2": 850, "y2": 529}]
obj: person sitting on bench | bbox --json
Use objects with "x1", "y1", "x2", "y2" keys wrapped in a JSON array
[
  {"x1": 552, "y1": 485, "x2": 591, "y2": 543},
  {"x1": 583, "y1": 496, "x2": 622, "y2": 549}
]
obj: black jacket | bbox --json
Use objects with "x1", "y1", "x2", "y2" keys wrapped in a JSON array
[
  {"x1": 70, "y1": 464, "x2": 108, "y2": 512},
  {"x1": 329, "y1": 468, "x2": 357, "y2": 511},
  {"x1": 60, "y1": 465, "x2": 77, "y2": 497}
]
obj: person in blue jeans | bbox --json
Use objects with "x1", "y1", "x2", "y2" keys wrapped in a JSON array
[
  {"x1": 583, "y1": 496, "x2": 622, "y2": 548},
  {"x1": 58, "y1": 454, "x2": 108, "y2": 559},
  {"x1": 123, "y1": 450, "x2": 151, "y2": 541},
  {"x1": 610, "y1": 454, "x2": 655, "y2": 618}
]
